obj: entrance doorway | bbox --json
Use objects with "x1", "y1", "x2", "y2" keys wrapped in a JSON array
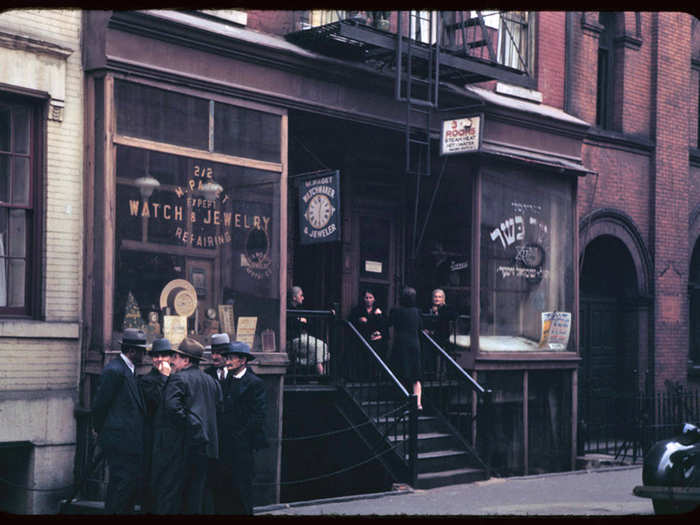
[
  {"x1": 352, "y1": 208, "x2": 399, "y2": 315},
  {"x1": 579, "y1": 234, "x2": 640, "y2": 453}
]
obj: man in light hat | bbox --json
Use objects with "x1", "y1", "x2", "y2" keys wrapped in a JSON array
[
  {"x1": 92, "y1": 328, "x2": 147, "y2": 514},
  {"x1": 204, "y1": 332, "x2": 231, "y2": 385},
  {"x1": 216, "y1": 341, "x2": 268, "y2": 515},
  {"x1": 151, "y1": 337, "x2": 222, "y2": 514},
  {"x1": 138, "y1": 337, "x2": 173, "y2": 513}
]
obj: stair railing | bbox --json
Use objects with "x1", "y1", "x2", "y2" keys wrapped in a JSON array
[
  {"x1": 419, "y1": 328, "x2": 495, "y2": 476},
  {"x1": 339, "y1": 320, "x2": 419, "y2": 485},
  {"x1": 285, "y1": 307, "x2": 338, "y2": 385}
]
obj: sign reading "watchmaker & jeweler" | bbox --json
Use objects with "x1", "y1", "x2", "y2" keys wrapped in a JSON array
[{"x1": 297, "y1": 170, "x2": 341, "y2": 245}]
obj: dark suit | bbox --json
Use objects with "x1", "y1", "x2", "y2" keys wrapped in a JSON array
[
  {"x1": 92, "y1": 356, "x2": 146, "y2": 514},
  {"x1": 151, "y1": 365, "x2": 222, "y2": 514},
  {"x1": 138, "y1": 367, "x2": 167, "y2": 513},
  {"x1": 215, "y1": 368, "x2": 268, "y2": 515},
  {"x1": 204, "y1": 365, "x2": 228, "y2": 385}
]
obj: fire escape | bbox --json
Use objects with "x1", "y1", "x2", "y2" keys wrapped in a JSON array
[{"x1": 287, "y1": 10, "x2": 534, "y2": 272}]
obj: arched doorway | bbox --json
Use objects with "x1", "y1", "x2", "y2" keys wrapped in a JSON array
[{"x1": 579, "y1": 234, "x2": 641, "y2": 454}]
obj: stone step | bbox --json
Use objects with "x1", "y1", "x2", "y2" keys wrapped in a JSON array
[
  {"x1": 415, "y1": 449, "x2": 470, "y2": 473},
  {"x1": 387, "y1": 431, "x2": 459, "y2": 453},
  {"x1": 415, "y1": 466, "x2": 487, "y2": 489}
]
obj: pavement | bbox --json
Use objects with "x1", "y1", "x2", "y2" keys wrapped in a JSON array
[{"x1": 256, "y1": 465, "x2": 654, "y2": 516}]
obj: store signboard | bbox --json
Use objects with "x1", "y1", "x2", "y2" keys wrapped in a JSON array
[
  {"x1": 297, "y1": 170, "x2": 341, "y2": 244},
  {"x1": 441, "y1": 115, "x2": 482, "y2": 155}
]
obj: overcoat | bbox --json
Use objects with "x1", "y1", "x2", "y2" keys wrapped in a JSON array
[
  {"x1": 215, "y1": 368, "x2": 268, "y2": 515},
  {"x1": 92, "y1": 357, "x2": 146, "y2": 455},
  {"x1": 151, "y1": 365, "x2": 222, "y2": 514},
  {"x1": 388, "y1": 306, "x2": 424, "y2": 384},
  {"x1": 138, "y1": 367, "x2": 167, "y2": 511},
  {"x1": 92, "y1": 356, "x2": 146, "y2": 513}
]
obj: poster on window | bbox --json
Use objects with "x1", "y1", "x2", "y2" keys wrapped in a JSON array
[
  {"x1": 538, "y1": 311, "x2": 571, "y2": 350},
  {"x1": 297, "y1": 170, "x2": 341, "y2": 244}
]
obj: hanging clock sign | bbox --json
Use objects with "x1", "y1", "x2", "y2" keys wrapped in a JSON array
[{"x1": 297, "y1": 170, "x2": 341, "y2": 245}]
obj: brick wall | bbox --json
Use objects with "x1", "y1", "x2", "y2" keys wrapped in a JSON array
[
  {"x1": 246, "y1": 9, "x2": 298, "y2": 35},
  {"x1": 0, "y1": 9, "x2": 83, "y2": 512},
  {"x1": 651, "y1": 12, "x2": 692, "y2": 390},
  {"x1": 536, "y1": 11, "x2": 566, "y2": 108}
]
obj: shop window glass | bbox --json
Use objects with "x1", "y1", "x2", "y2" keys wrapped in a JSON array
[
  {"x1": 214, "y1": 102, "x2": 281, "y2": 163},
  {"x1": 480, "y1": 169, "x2": 573, "y2": 351},
  {"x1": 114, "y1": 145, "x2": 281, "y2": 351},
  {"x1": 115, "y1": 80, "x2": 209, "y2": 150}
]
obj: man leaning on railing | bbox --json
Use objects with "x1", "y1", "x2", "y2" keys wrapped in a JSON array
[{"x1": 286, "y1": 285, "x2": 329, "y2": 375}]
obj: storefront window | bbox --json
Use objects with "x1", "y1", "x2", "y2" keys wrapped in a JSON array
[
  {"x1": 480, "y1": 168, "x2": 573, "y2": 351},
  {"x1": 115, "y1": 80, "x2": 210, "y2": 150},
  {"x1": 112, "y1": 80, "x2": 284, "y2": 351}
]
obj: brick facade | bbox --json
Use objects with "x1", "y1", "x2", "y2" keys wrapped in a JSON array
[{"x1": 0, "y1": 9, "x2": 83, "y2": 513}]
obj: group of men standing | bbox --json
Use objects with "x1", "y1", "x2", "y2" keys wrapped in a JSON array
[{"x1": 91, "y1": 328, "x2": 268, "y2": 515}]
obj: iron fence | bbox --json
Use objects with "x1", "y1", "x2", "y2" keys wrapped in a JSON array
[{"x1": 579, "y1": 386, "x2": 700, "y2": 462}]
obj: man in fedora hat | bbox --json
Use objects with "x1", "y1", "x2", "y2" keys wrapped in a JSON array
[
  {"x1": 92, "y1": 328, "x2": 148, "y2": 514},
  {"x1": 138, "y1": 337, "x2": 173, "y2": 513},
  {"x1": 204, "y1": 333, "x2": 231, "y2": 384},
  {"x1": 151, "y1": 337, "x2": 222, "y2": 514},
  {"x1": 216, "y1": 341, "x2": 268, "y2": 515}
]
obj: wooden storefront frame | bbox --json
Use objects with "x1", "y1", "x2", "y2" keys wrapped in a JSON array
[{"x1": 87, "y1": 71, "x2": 288, "y2": 359}]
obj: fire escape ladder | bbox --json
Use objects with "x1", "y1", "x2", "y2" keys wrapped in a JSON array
[{"x1": 396, "y1": 11, "x2": 441, "y2": 261}]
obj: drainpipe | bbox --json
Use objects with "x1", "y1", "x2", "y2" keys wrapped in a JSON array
[{"x1": 564, "y1": 12, "x2": 574, "y2": 114}]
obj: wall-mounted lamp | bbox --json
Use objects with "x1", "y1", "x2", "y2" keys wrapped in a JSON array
[
  {"x1": 134, "y1": 175, "x2": 161, "y2": 199},
  {"x1": 199, "y1": 180, "x2": 223, "y2": 202}
]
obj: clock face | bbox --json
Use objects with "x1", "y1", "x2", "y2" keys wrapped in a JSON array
[{"x1": 305, "y1": 194, "x2": 334, "y2": 229}]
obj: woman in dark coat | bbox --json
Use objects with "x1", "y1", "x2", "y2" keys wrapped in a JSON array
[
  {"x1": 388, "y1": 286, "x2": 424, "y2": 410},
  {"x1": 349, "y1": 289, "x2": 387, "y2": 355}
]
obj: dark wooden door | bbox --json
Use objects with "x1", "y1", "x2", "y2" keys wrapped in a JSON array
[{"x1": 580, "y1": 296, "x2": 620, "y2": 399}]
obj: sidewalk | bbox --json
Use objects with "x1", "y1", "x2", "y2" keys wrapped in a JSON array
[{"x1": 256, "y1": 465, "x2": 653, "y2": 516}]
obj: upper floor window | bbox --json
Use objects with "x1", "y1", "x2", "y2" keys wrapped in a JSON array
[
  {"x1": 0, "y1": 96, "x2": 40, "y2": 315},
  {"x1": 596, "y1": 12, "x2": 616, "y2": 129}
]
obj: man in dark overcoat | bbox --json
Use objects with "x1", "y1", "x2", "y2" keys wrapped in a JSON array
[
  {"x1": 137, "y1": 337, "x2": 173, "y2": 513},
  {"x1": 203, "y1": 332, "x2": 231, "y2": 385},
  {"x1": 151, "y1": 337, "x2": 222, "y2": 514},
  {"x1": 216, "y1": 341, "x2": 268, "y2": 515},
  {"x1": 91, "y1": 328, "x2": 147, "y2": 514}
]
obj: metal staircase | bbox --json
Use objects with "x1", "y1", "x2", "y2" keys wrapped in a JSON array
[{"x1": 336, "y1": 320, "x2": 493, "y2": 489}]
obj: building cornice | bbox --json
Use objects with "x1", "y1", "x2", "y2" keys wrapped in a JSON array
[
  {"x1": 584, "y1": 127, "x2": 654, "y2": 155},
  {"x1": 0, "y1": 28, "x2": 73, "y2": 59}
]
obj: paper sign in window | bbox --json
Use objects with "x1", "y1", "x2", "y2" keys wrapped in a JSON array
[{"x1": 365, "y1": 260, "x2": 382, "y2": 273}]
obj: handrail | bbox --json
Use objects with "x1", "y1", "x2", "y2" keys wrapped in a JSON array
[
  {"x1": 421, "y1": 329, "x2": 485, "y2": 394},
  {"x1": 340, "y1": 320, "x2": 418, "y2": 485},
  {"x1": 287, "y1": 308, "x2": 335, "y2": 318},
  {"x1": 344, "y1": 320, "x2": 410, "y2": 398}
]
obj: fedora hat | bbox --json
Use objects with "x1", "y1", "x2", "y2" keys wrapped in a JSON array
[
  {"x1": 210, "y1": 333, "x2": 231, "y2": 353},
  {"x1": 174, "y1": 337, "x2": 204, "y2": 361},
  {"x1": 150, "y1": 337, "x2": 172, "y2": 354},
  {"x1": 228, "y1": 341, "x2": 255, "y2": 361},
  {"x1": 122, "y1": 328, "x2": 147, "y2": 349}
]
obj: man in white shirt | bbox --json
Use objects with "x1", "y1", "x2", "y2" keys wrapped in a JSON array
[{"x1": 204, "y1": 332, "x2": 231, "y2": 384}]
